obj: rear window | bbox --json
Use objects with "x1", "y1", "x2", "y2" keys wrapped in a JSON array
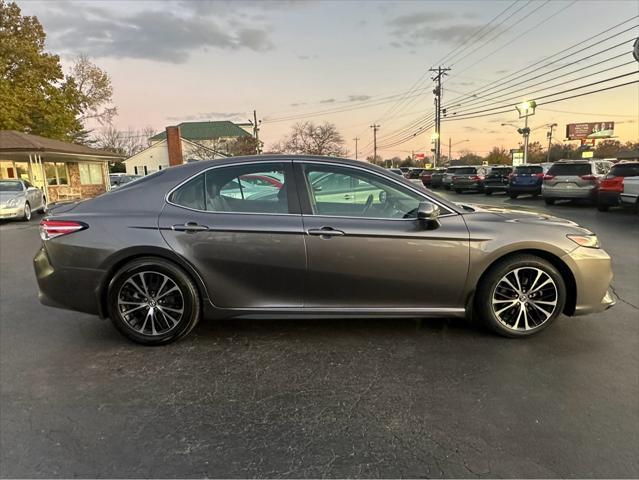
[
  {"x1": 454, "y1": 167, "x2": 477, "y2": 174},
  {"x1": 515, "y1": 165, "x2": 543, "y2": 174},
  {"x1": 610, "y1": 163, "x2": 639, "y2": 177},
  {"x1": 490, "y1": 167, "x2": 512, "y2": 174},
  {"x1": 547, "y1": 163, "x2": 592, "y2": 176}
]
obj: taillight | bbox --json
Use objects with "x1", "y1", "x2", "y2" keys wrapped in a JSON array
[
  {"x1": 471, "y1": 175, "x2": 484, "y2": 181},
  {"x1": 452, "y1": 176, "x2": 458, "y2": 180},
  {"x1": 535, "y1": 173, "x2": 545, "y2": 178},
  {"x1": 40, "y1": 220, "x2": 87, "y2": 240},
  {"x1": 600, "y1": 176, "x2": 624, "y2": 192},
  {"x1": 543, "y1": 174, "x2": 555, "y2": 181},
  {"x1": 580, "y1": 174, "x2": 597, "y2": 181},
  {"x1": 508, "y1": 173, "x2": 515, "y2": 180}
]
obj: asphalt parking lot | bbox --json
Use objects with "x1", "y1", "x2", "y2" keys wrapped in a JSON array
[{"x1": 1, "y1": 194, "x2": 638, "y2": 478}]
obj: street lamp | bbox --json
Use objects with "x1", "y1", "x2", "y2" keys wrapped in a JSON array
[{"x1": 513, "y1": 100, "x2": 536, "y2": 164}]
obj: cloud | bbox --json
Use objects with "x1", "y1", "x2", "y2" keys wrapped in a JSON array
[
  {"x1": 348, "y1": 95, "x2": 371, "y2": 102},
  {"x1": 388, "y1": 12, "x2": 455, "y2": 27},
  {"x1": 166, "y1": 111, "x2": 247, "y2": 122},
  {"x1": 463, "y1": 126, "x2": 479, "y2": 132},
  {"x1": 320, "y1": 98, "x2": 336, "y2": 104},
  {"x1": 297, "y1": 54, "x2": 319, "y2": 60},
  {"x1": 495, "y1": 69, "x2": 509, "y2": 74},
  {"x1": 290, "y1": 102, "x2": 307, "y2": 107},
  {"x1": 37, "y1": 3, "x2": 274, "y2": 63}
]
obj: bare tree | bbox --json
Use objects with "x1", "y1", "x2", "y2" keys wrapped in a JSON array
[
  {"x1": 94, "y1": 126, "x2": 147, "y2": 157},
  {"x1": 276, "y1": 121, "x2": 345, "y2": 156}
]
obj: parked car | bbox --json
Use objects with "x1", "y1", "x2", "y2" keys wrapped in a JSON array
[
  {"x1": 542, "y1": 159, "x2": 613, "y2": 205},
  {"x1": 35, "y1": 155, "x2": 614, "y2": 345},
  {"x1": 597, "y1": 162, "x2": 639, "y2": 211},
  {"x1": 429, "y1": 169, "x2": 447, "y2": 189},
  {"x1": 110, "y1": 174, "x2": 142, "y2": 188},
  {"x1": 441, "y1": 166, "x2": 465, "y2": 190},
  {"x1": 404, "y1": 168, "x2": 425, "y2": 185},
  {"x1": 420, "y1": 168, "x2": 445, "y2": 188},
  {"x1": 0, "y1": 179, "x2": 47, "y2": 221},
  {"x1": 451, "y1": 166, "x2": 489, "y2": 193},
  {"x1": 619, "y1": 176, "x2": 639, "y2": 212},
  {"x1": 483, "y1": 166, "x2": 514, "y2": 195},
  {"x1": 508, "y1": 163, "x2": 552, "y2": 198},
  {"x1": 388, "y1": 168, "x2": 404, "y2": 176}
]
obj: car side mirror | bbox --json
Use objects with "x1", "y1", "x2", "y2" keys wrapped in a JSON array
[{"x1": 417, "y1": 201, "x2": 441, "y2": 229}]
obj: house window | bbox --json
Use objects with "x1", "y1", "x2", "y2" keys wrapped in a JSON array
[
  {"x1": 44, "y1": 162, "x2": 69, "y2": 186},
  {"x1": 79, "y1": 163, "x2": 103, "y2": 185},
  {"x1": 143, "y1": 166, "x2": 148, "y2": 175},
  {"x1": 134, "y1": 166, "x2": 138, "y2": 175}
]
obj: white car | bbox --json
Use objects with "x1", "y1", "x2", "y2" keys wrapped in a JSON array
[
  {"x1": 0, "y1": 179, "x2": 47, "y2": 221},
  {"x1": 620, "y1": 175, "x2": 639, "y2": 212}
]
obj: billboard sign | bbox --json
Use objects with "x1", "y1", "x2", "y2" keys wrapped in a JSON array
[
  {"x1": 511, "y1": 149, "x2": 524, "y2": 166},
  {"x1": 566, "y1": 122, "x2": 614, "y2": 140}
]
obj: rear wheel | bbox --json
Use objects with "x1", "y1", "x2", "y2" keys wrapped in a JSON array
[
  {"x1": 509, "y1": 193, "x2": 518, "y2": 199},
  {"x1": 107, "y1": 257, "x2": 201, "y2": 345},
  {"x1": 485, "y1": 190, "x2": 493, "y2": 196},
  {"x1": 597, "y1": 204, "x2": 610, "y2": 212},
  {"x1": 455, "y1": 189, "x2": 462, "y2": 194},
  {"x1": 476, "y1": 255, "x2": 566, "y2": 337},
  {"x1": 544, "y1": 198, "x2": 555, "y2": 205}
]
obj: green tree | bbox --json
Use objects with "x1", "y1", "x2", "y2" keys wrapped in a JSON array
[
  {"x1": 458, "y1": 150, "x2": 483, "y2": 165},
  {"x1": 594, "y1": 140, "x2": 622, "y2": 159},
  {"x1": 484, "y1": 147, "x2": 510, "y2": 165},
  {"x1": 0, "y1": 1, "x2": 82, "y2": 140}
]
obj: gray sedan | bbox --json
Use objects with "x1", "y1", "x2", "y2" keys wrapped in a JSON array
[
  {"x1": 34, "y1": 155, "x2": 615, "y2": 344},
  {"x1": 0, "y1": 179, "x2": 47, "y2": 221}
]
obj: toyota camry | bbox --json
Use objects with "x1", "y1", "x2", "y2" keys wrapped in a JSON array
[{"x1": 34, "y1": 155, "x2": 615, "y2": 345}]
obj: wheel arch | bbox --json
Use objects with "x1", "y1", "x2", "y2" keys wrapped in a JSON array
[
  {"x1": 466, "y1": 248, "x2": 577, "y2": 317},
  {"x1": 96, "y1": 247, "x2": 210, "y2": 318}
]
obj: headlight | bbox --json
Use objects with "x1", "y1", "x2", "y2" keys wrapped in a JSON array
[
  {"x1": 567, "y1": 234, "x2": 600, "y2": 249},
  {"x1": 6, "y1": 197, "x2": 21, "y2": 208}
]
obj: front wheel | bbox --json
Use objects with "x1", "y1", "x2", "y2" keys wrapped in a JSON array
[
  {"x1": 544, "y1": 198, "x2": 555, "y2": 205},
  {"x1": 476, "y1": 255, "x2": 566, "y2": 337},
  {"x1": 107, "y1": 257, "x2": 201, "y2": 345},
  {"x1": 21, "y1": 202, "x2": 31, "y2": 221},
  {"x1": 509, "y1": 193, "x2": 518, "y2": 199}
]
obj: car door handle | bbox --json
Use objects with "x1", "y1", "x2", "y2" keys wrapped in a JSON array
[
  {"x1": 171, "y1": 222, "x2": 209, "y2": 233},
  {"x1": 343, "y1": 194, "x2": 352, "y2": 200},
  {"x1": 307, "y1": 227, "x2": 345, "y2": 237}
]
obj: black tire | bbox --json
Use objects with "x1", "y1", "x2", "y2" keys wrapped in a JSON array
[
  {"x1": 544, "y1": 198, "x2": 555, "y2": 205},
  {"x1": 485, "y1": 190, "x2": 493, "y2": 196},
  {"x1": 509, "y1": 193, "x2": 518, "y2": 199},
  {"x1": 21, "y1": 202, "x2": 31, "y2": 221},
  {"x1": 107, "y1": 257, "x2": 201, "y2": 345},
  {"x1": 597, "y1": 204, "x2": 610, "y2": 212},
  {"x1": 455, "y1": 189, "x2": 462, "y2": 194},
  {"x1": 475, "y1": 254, "x2": 566, "y2": 338},
  {"x1": 444, "y1": 186, "x2": 451, "y2": 191}
]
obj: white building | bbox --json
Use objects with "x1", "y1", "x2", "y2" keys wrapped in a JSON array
[{"x1": 124, "y1": 126, "x2": 229, "y2": 176}]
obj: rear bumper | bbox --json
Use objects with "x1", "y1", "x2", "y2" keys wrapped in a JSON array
[
  {"x1": 508, "y1": 184, "x2": 541, "y2": 194},
  {"x1": 542, "y1": 185, "x2": 597, "y2": 199},
  {"x1": 561, "y1": 246, "x2": 615, "y2": 315},
  {"x1": 33, "y1": 246, "x2": 104, "y2": 316},
  {"x1": 453, "y1": 182, "x2": 483, "y2": 190},
  {"x1": 484, "y1": 183, "x2": 509, "y2": 191}
]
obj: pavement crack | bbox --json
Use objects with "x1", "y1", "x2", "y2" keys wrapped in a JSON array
[{"x1": 610, "y1": 284, "x2": 639, "y2": 310}]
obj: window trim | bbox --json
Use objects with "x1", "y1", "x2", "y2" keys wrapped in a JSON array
[
  {"x1": 165, "y1": 160, "x2": 300, "y2": 216},
  {"x1": 44, "y1": 161, "x2": 70, "y2": 186},
  {"x1": 294, "y1": 160, "x2": 457, "y2": 220}
]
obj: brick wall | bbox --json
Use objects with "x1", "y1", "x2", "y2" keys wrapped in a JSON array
[{"x1": 46, "y1": 162, "x2": 107, "y2": 203}]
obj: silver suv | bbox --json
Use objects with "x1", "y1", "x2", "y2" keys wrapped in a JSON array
[{"x1": 542, "y1": 159, "x2": 612, "y2": 205}]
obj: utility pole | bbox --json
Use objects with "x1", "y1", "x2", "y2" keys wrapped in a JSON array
[
  {"x1": 248, "y1": 110, "x2": 262, "y2": 154},
  {"x1": 353, "y1": 137, "x2": 359, "y2": 160},
  {"x1": 546, "y1": 123, "x2": 557, "y2": 162},
  {"x1": 448, "y1": 137, "x2": 452, "y2": 163},
  {"x1": 370, "y1": 124, "x2": 380, "y2": 162},
  {"x1": 429, "y1": 66, "x2": 451, "y2": 168}
]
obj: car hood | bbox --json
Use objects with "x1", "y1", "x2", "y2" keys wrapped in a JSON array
[
  {"x1": 458, "y1": 202, "x2": 589, "y2": 230},
  {"x1": 0, "y1": 192, "x2": 25, "y2": 202}
]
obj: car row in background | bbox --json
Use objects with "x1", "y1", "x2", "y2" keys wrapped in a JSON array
[{"x1": 399, "y1": 159, "x2": 639, "y2": 213}]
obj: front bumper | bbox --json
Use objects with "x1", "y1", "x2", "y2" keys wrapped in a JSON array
[
  {"x1": 0, "y1": 205, "x2": 25, "y2": 220},
  {"x1": 33, "y1": 246, "x2": 104, "y2": 316},
  {"x1": 562, "y1": 246, "x2": 615, "y2": 315}
]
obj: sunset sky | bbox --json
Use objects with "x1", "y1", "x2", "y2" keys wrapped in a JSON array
[{"x1": 19, "y1": 0, "x2": 639, "y2": 159}]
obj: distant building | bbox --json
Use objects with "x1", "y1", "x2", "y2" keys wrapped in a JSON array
[
  {"x1": 149, "y1": 120, "x2": 253, "y2": 155},
  {"x1": 124, "y1": 126, "x2": 229, "y2": 176}
]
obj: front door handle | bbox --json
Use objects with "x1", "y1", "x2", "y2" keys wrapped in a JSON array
[
  {"x1": 343, "y1": 194, "x2": 352, "y2": 200},
  {"x1": 171, "y1": 222, "x2": 209, "y2": 233},
  {"x1": 307, "y1": 227, "x2": 345, "y2": 237}
]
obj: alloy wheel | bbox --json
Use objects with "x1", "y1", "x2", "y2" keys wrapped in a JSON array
[
  {"x1": 117, "y1": 271, "x2": 185, "y2": 336},
  {"x1": 491, "y1": 267, "x2": 558, "y2": 331},
  {"x1": 24, "y1": 203, "x2": 31, "y2": 221}
]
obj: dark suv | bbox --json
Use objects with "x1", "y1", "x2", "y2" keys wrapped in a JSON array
[
  {"x1": 483, "y1": 166, "x2": 514, "y2": 195},
  {"x1": 508, "y1": 163, "x2": 551, "y2": 198},
  {"x1": 451, "y1": 166, "x2": 488, "y2": 193}
]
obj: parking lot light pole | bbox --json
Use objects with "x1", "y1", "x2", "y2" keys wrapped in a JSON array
[
  {"x1": 546, "y1": 123, "x2": 557, "y2": 162},
  {"x1": 515, "y1": 100, "x2": 536, "y2": 165}
]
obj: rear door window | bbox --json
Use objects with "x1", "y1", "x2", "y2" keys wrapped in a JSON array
[
  {"x1": 547, "y1": 163, "x2": 592, "y2": 176},
  {"x1": 609, "y1": 163, "x2": 639, "y2": 177}
]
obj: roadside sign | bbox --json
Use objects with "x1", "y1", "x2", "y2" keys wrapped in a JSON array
[
  {"x1": 566, "y1": 122, "x2": 614, "y2": 140},
  {"x1": 511, "y1": 149, "x2": 524, "y2": 166},
  {"x1": 581, "y1": 151, "x2": 594, "y2": 159}
]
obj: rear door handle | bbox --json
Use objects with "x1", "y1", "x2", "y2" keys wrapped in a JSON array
[
  {"x1": 307, "y1": 227, "x2": 345, "y2": 237},
  {"x1": 171, "y1": 222, "x2": 209, "y2": 233}
]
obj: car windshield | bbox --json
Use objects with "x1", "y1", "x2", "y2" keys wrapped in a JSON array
[
  {"x1": 0, "y1": 181, "x2": 23, "y2": 192},
  {"x1": 454, "y1": 167, "x2": 477, "y2": 174},
  {"x1": 610, "y1": 163, "x2": 639, "y2": 177},
  {"x1": 547, "y1": 163, "x2": 592, "y2": 176},
  {"x1": 515, "y1": 165, "x2": 543, "y2": 174}
]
